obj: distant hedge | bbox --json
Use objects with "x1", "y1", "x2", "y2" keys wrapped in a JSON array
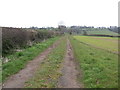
[{"x1": 2, "y1": 27, "x2": 60, "y2": 56}]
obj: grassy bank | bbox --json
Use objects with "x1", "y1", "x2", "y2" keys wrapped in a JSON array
[
  {"x1": 70, "y1": 36, "x2": 118, "y2": 88},
  {"x1": 24, "y1": 37, "x2": 67, "y2": 88},
  {"x1": 2, "y1": 37, "x2": 60, "y2": 82}
]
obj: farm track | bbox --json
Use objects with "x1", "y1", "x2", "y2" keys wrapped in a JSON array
[
  {"x1": 58, "y1": 39, "x2": 81, "y2": 88},
  {"x1": 3, "y1": 39, "x2": 61, "y2": 88}
]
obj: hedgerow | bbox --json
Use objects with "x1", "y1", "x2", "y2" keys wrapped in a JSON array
[{"x1": 2, "y1": 27, "x2": 60, "y2": 56}]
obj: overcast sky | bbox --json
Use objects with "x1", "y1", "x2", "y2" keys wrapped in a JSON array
[{"x1": 0, "y1": 0, "x2": 119, "y2": 28}]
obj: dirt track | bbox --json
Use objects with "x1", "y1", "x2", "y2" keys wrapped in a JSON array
[
  {"x1": 58, "y1": 39, "x2": 81, "y2": 88},
  {"x1": 3, "y1": 37, "x2": 83, "y2": 88},
  {"x1": 3, "y1": 40, "x2": 60, "y2": 88}
]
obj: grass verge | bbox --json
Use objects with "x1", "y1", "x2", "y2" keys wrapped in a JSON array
[
  {"x1": 24, "y1": 37, "x2": 67, "y2": 88},
  {"x1": 2, "y1": 37, "x2": 60, "y2": 82},
  {"x1": 70, "y1": 36, "x2": 118, "y2": 88}
]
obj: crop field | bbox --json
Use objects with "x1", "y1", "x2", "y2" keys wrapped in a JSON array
[
  {"x1": 86, "y1": 29, "x2": 119, "y2": 36},
  {"x1": 74, "y1": 36, "x2": 119, "y2": 54},
  {"x1": 70, "y1": 36, "x2": 118, "y2": 88}
]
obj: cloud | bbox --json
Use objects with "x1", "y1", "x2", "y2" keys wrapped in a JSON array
[{"x1": 0, "y1": 0, "x2": 119, "y2": 27}]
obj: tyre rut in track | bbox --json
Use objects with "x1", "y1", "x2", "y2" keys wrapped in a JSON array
[{"x1": 58, "y1": 39, "x2": 82, "y2": 88}]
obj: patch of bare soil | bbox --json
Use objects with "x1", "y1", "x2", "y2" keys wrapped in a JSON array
[
  {"x1": 3, "y1": 40, "x2": 60, "y2": 88},
  {"x1": 58, "y1": 39, "x2": 82, "y2": 88}
]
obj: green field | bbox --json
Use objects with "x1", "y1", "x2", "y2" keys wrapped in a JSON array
[
  {"x1": 70, "y1": 36, "x2": 118, "y2": 88},
  {"x1": 86, "y1": 29, "x2": 119, "y2": 36},
  {"x1": 74, "y1": 36, "x2": 118, "y2": 53}
]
